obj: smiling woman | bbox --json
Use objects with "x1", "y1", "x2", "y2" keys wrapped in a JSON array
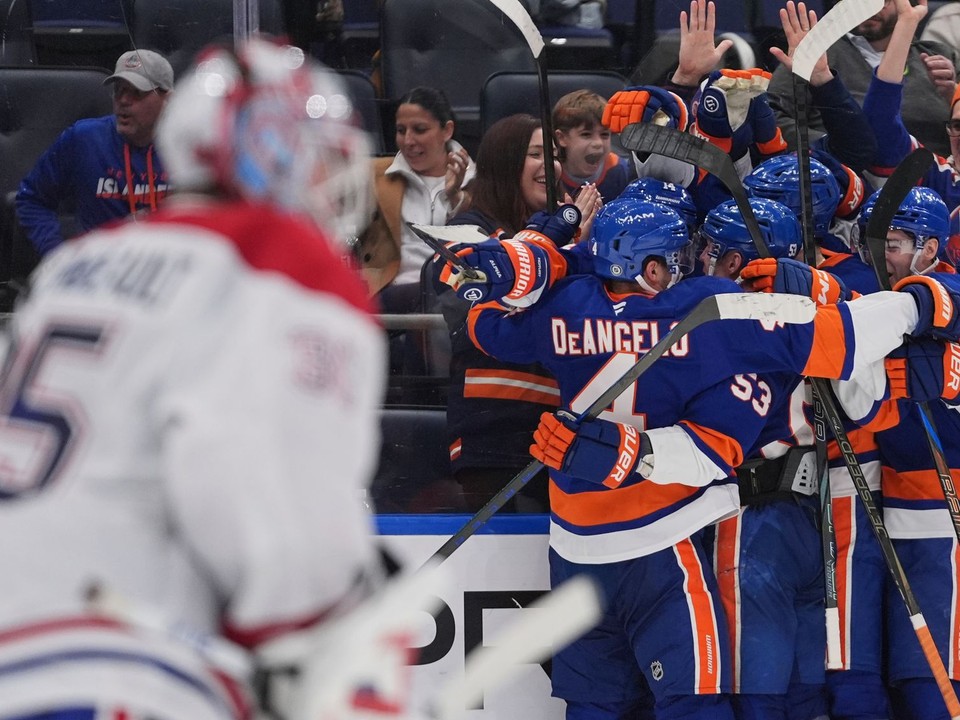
[{"x1": 357, "y1": 86, "x2": 476, "y2": 306}]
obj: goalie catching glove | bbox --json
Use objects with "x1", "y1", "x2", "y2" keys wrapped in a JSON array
[
  {"x1": 885, "y1": 338, "x2": 960, "y2": 404},
  {"x1": 740, "y1": 257, "x2": 853, "y2": 304},
  {"x1": 531, "y1": 410, "x2": 653, "y2": 489}
]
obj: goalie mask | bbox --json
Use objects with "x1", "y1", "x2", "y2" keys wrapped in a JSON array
[
  {"x1": 744, "y1": 155, "x2": 840, "y2": 241},
  {"x1": 857, "y1": 185, "x2": 950, "y2": 274},
  {"x1": 590, "y1": 199, "x2": 693, "y2": 291},
  {"x1": 698, "y1": 197, "x2": 801, "y2": 277},
  {"x1": 156, "y1": 39, "x2": 373, "y2": 246}
]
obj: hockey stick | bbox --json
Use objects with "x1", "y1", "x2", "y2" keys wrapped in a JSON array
[
  {"x1": 862, "y1": 147, "x2": 960, "y2": 549},
  {"x1": 432, "y1": 575, "x2": 603, "y2": 719},
  {"x1": 792, "y1": 57, "x2": 844, "y2": 668},
  {"x1": 816, "y1": 380, "x2": 960, "y2": 719},
  {"x1": 428, "y1": 292, "x2": 818, "y2": 563},
  {"x1": 483, "y1": 0, "x2": 558, "y2": 210},
  {"x1": 791, "y1": 0, "x2": 884, "y2": 82}
]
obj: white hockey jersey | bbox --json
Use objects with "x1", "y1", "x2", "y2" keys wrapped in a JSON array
[{"x1": 0, "y1": 197, "x2": 386, "y2": 719}]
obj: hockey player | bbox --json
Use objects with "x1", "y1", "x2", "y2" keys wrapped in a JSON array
[
  {"x1": 0, "y1": 40, "x2": 390, "y2": 719},
  {"x1": 439, "y1": 193, "x2": 960, "y2": 719},
  {"x1": 699, "y1": 198, "x2": 833, "y2": 720},
  {"x1": 841, "y1": 185, "x2": 960, "y2": 720},
  {"x1": 862, "y1": 0, "x2": 960, "y2": 256}
]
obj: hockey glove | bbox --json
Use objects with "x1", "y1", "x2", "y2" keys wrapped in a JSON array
[
  {"x1": 885, "y1": 338, "x2": 960, "y2": 404},
  {"x1": 523, "y1": 204, "x2": 582, "y2": 247},
  {"x1": 602, "y1": 85, "x2": 689, "y2": 134},
  {"x1": 439, "y1": 237, "x2": 556, "y2": 307},
  {"x1": 747, "y1": 87, "x2": 787, "y2": 157},
  {"x1": 740, "y1": 257, "x2": 852, "y2": 304},
  {"x1": 691, "y1": 69, "x2": 770, "y2": 159},
  {"x1": 531, "y1": 411, "x2": 653, "y2": 489},
  {"x1": 811, "y1": 148, "x2": 865, "y2": 220},
  {"x1": 895, "y1": 275, "x2": 960, "y2": 342}
]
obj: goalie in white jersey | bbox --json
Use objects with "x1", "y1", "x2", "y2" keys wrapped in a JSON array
[{"x1": 0, "y1": 40, "x2": 389, "y2": 719}]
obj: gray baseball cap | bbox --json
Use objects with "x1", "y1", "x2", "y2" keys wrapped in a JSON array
[{"x1": 104, "y1": 50, "x2": 174, "y2": 92}]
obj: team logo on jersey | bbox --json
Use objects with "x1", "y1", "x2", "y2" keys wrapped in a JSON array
[
  {"x1": 650, "y1": 660, "x2": 664, "y2": 681},
  {"x1": 462, "y1": 287, "x2": 484, "y2": 303}
]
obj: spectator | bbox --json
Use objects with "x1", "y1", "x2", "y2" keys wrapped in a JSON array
[
  {"x1": 767, "y1": 0, "x2": 960, "y2": 158},
  {"x1": 439, "y1": 113, "x2": 599, "y2": 512},
  {"x1": 15, "y1": 49, "x2": 173, "y2": 257},
  {"x1": 358, "y1": 86, "x2": 475, "y2": 310},
  {"x1": 0, "y1": 39, "x2": 389, "y2": 719},
  {"x1": 552, "y1": 89, "x2": 635, "y2": 204}
]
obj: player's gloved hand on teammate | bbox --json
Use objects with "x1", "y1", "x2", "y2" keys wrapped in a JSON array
[
  {"x1": 602, "y1": 85, "x2": 689, "y2": 134},
  {"x1": 885, "y1": 338, "x2": 960, "y2": 404},
  {"x1": 531, "y1": 410, "x2": 653, "y2": 488},
  {"x1": 522, "y1": 204, "x2": 583, "y2": 247},
  {"x1": 438, "y1": 236, "x2": 557, "y2": 307},
  {"x1": 692, "y1": 69, "x2": 783, "y2": 160},
  {"x1": 811, "y1": 148, "x2": 865, "y2": 219},
  {"x1": 740, "y1": 257, "x2": 853, "y2": 304},
  {"x1": 895, "y1": 274, "x2": 960, "y2": 342}
]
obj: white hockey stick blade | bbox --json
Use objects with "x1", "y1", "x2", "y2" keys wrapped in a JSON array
[
  {"x1": 485, "y1": 0, "x2": 545, "y2": 58},
  {"x1": 793, "y1": 0, "x2": 883, "y2": 81},
  {"x1": 412, "y1": 223, "x2": 491, "y2": 245},
  {"x1": 433, "y1": 575, "x2": 603, "y2": 720},
  {"x1": 714, "y1": 293, "x2": 817, "y2": 324}
]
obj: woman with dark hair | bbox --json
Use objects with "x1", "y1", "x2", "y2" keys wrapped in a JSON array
[
  {"x1": 441, "y1": 113, "x2": 600, "y2": 511},
  {"x1": 358, "y1": 86, "x2": 475, "y2": 311}
]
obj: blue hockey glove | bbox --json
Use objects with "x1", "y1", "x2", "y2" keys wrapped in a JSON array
[
  {"x1": 691, "y1": 69, "x2": 768, "y2": 160},
  {"x1": 523, "y1": 204, "x2": 582, "y2": 247},
  {"x1": 747, "y1": 88, "x2": 787, "y2": 157},
  {"x1": 438, "y1": 237, "x2": 557, "y2": 307},
  {"x1": 811, "y1": 148, "x2": 865, "y2": 220},
  {"x1": 895, "y1": 274, "x2": 960, "y2": 341},
  {"x1": 740, "y1": 258, "x2": 852, "y2": 305},
  {"x1": 885, "y1": 338, "x2": 960, "y2": 404},
  {"x1": 531, "y1": 411, "x2": 652, "y2": 488},
  {"x1": 602, "y1": 85, "x2": 689, "y2": 133}
]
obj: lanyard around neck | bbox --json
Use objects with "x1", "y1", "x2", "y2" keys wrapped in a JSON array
[{"x1": 123, "y1": 143, "x2": 158, "y2": 216}]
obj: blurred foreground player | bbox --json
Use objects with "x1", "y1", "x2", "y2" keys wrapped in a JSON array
[{"x1": 0, "y1": 40, "x2": 388, "y2": 719}]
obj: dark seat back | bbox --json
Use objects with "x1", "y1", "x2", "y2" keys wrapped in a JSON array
[
  {"x1": 379, "y1": 0, "x2": 537, "y2": 153},
  {"x1": 0, "y1": 66, "x2": 113, "y2": 281},
  {"x1": 339, "y1": 69, "x2": 385, "y2": 154},
  {"x1": 480, "y1": 69, "x2": 627, "y2": 135},
  {"x1": 0, "y1": 0, "x2": 38, "y2": 66}
]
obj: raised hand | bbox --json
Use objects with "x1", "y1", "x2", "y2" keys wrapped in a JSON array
[
  {"x1": 673, "y1": 0, "x2": 733, "y2": 86},
  {"x1": 445, "y1": 147, "x2": 470, "y2": 209},
  {"x1": 769, "y1": 1, "x2": 832, "y2": 87}
]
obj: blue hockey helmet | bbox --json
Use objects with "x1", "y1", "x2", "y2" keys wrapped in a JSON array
[
  {"x1": 857, "y1": 185, "x2": 951, "y2": 271},
  {"x1": 698, "y1": 197, "x2": 801, "y2": 276},
  {"x1": 590, "y1": 199, "x2": 693, "y2": 286},
  {"x1": 744, "y1": 155, "x2": 840, "y2": 240},
  {"x1": 617, "y1": 177, "x2": 698, "y2": 235}
]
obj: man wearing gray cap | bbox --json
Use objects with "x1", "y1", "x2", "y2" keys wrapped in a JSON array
[{"x1": 15, "y1": 49, "x2": 174, "y2": 258}]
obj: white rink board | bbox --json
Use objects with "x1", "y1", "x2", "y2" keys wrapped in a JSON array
[{"x1": 377, "y1": 514, "x2": 565, "y2": 719}]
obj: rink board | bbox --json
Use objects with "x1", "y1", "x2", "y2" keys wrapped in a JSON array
[{"x1": 377, "y1": 514, "x2": 564, "y2": 718}]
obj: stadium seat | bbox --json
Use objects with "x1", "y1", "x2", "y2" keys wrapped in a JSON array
[
  {"x1": 131, "y1": 0, "x2": 286, "y2": 79},
  {"x1": 339, "y1": 69, "x2": 386, "y2": 154},
  {"x1": 480, "y1": 69, "x2": 627, "y2": 135},
  {"x1": 0, "y1": 67, "x2": 113, "y2": 285},
  {"x1": 379, "y1": 0, "x2": 537, "y2": 155}
]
